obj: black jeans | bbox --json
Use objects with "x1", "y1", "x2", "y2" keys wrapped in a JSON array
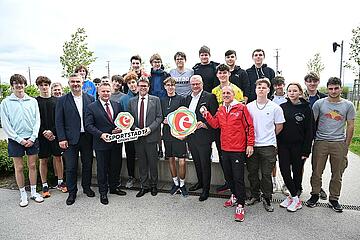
[
  {"x1": 125, "y1": 141, "x2": 136, "y2": 177},
  {"x1": 222, "y1": 151, "x2": 246, "y2": 205},
  {"x1": 246, "y1": 146, "x2": 276, "y2": 199},
  {"x1": 278, "y1": 144, "x2": 304, "y2": 197}
]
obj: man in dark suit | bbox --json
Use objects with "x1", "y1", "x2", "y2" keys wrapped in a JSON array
[
  {"x1": 185, "y1": 75, "x2": 218, "y2": 201},
  {"x1": 85, "y1": 82, "x2": 126, "y2": 205},
  {"x1": 55, "y1": 73, "x2": 95, "y2": 205},
  {"x1": 128, "y1": 77, "x2": 162, "y2": 197}
]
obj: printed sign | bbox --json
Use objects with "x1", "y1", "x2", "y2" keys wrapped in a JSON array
[
  {"x1": 166, "y1": 106, "x2": 197, "y2": 139},
  {"x1": 109, "y1": 112, "x2": 149, "y2": 143}
]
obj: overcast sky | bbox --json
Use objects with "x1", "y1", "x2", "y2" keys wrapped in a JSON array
[{"x1": 0, "y1": 0, "x2": 359, "y2": 87}]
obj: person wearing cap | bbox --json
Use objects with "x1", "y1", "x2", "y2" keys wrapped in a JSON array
[
  {"x1": 192, "y1": 45, "x2": 220, "y2": 93},
  {"x1": 161, "y1": 77, "x2": 189, "y2": 197}
]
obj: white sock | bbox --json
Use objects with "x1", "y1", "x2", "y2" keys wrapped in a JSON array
[
  {"x1": 19, "y1": 187, "x2": 27, "y2": 198},
  {"x1": 173, "y1": 177, "x2": 179, "y2": 186},
  {"x1": 179, "y1": 179, "x2": 185, "y2": 187},
  {"x1": 58, "y1": 179, "x2": 63, "y2": 185},
  {"x1": 42, "y1": 182, "x2": 48, "y2": 188},
  {"x1": 30, "y1": 185, "x2": 37, "y2": 196},
  {"x1": 272, "y1": 177, "x2": 276, "y2": 182}
]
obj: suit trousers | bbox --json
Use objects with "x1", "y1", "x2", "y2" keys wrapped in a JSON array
[
  {"x1": 95, "y1": 143, "x2": 122, "y2": 195},
  {"x1": 222, "y1": 151, "x2": 246, "y2": 206},
  {"x1": 125, "y1": 141, "x2": 136, "y2": 178},
  {"x1": 188, "y1": 139, "x2": 212, "y2": 192},
  {"x1": 246, "y1": 146, "x2": 276, "y2": 200},
  {"x1": 64, "y1": 133, "x2": 93, "y2": 195},
  {"x1": 135, "y1": 138, "x2": 158, "y2": 189}
]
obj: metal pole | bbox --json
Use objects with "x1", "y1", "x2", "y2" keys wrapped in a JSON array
[
  {"x1": 340, "y1": 40, "x2": 344, "y2": 84},
  {"x1": 28, "y1": 66, "x2": 31, "y2": 85},
  {"x1": 107, "y1": 61, "x2": 110, "y2": 78}
]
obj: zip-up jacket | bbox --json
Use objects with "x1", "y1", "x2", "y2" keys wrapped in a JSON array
[
  {"x1": 204, "y1": 102, "x2": 254, "y2": 152},
  {"x1": 277, "y1": 98, "x2": 314, "y2": 157},
  {"x1": 229, "y1": 65, "x2": 250, "y2": 98},
  {"x1": 246, "y1": 64, "x2": 275, "y2": 102}
]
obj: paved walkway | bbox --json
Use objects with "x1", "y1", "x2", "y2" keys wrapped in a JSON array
[{"x1": 1, "y1": 130, "x2": 360, "y2": 239}]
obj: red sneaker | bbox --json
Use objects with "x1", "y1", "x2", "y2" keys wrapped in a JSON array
[
  {"x1": 234, "y1": 204, "x2": 245, "y2": 222},
  {"x1": 224, "y1": 194, "x2": 237, "y2": 208}
]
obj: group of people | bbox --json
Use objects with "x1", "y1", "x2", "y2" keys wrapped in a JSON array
[{"x1": 0, "y1": 46, "x2": 355, "y2": 223}]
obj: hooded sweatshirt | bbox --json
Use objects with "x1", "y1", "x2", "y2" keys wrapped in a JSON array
[
  {"x1": 149, "y1": 68, "x2": 170, "y2": 100},
  {"x1": 246, "y1": 64, "x2": 275, "y2": 103},
  {"x1": 277, "y1": 98, "x2": 314, "y2": 157}
]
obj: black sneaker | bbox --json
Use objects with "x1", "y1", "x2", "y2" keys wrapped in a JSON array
[
  {"x1": 262, "y1": 198, "x2": 274, "y2": 212},
  {"x1": 329, "y1": 200, "x2": 343, "y2": 213},
  {"x1": 169, "y1": 184, "x2": 180, "y2": 195},
  {"x1": 216, "y1": 183, "x2": 230, "y2": 193},
  {"x1": 245, "y1": 197, "x2": 260, "y2": 206},
  {"x1": 305, "y1": 194, "x2": 319, "y2": 208},
  {"x1": 180, "y1": 185, "x2": 189, "y2": 198},
  {"x1": 158, "y1": 150, "x2": 164, "y2": 159},
  {"x1": 319, "y1": 188, "x2": 327, "y2": 200}
]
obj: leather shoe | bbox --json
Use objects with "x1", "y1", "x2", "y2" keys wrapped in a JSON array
[
  {"x1": 100, "y1": 194, "x2": 109, "y2": 205},
  {"x1": 136, "y1": 188, "x2": 149, "y2": 198},
  {"x1": 66, "y1": 194, "x2": 76, "y2": 205},
  {"x1": 189, "y1": 182, "x2": 203, "y2": 191},
  {"x1": 83, "y1": 188, "x2": 95, "y2": 197},
  {"x1": 151, "y1": 187, "x2": 158, "y2": 196},
  {"x1": 199, "y1": 192, "x2": 209, "y2": 202},
  {"x1": 110, "y1": 188, "x2": 127, "y2": 196}
]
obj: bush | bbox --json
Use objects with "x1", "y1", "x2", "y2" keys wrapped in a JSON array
[{"x1": 0, "y1": 140, "x2": 13, "y2": 174}]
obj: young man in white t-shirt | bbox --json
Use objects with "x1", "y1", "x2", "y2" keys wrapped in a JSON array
[{"x1": 246, "y1": 78, "x2": 285, "y2": 212}]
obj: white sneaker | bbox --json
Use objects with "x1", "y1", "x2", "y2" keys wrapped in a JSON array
[
  {"x1": 272, "y1": 180, "x2": 278, "y2": 192},
  {"x1": 19, "y1": 195, "x2": 28, "y2": 207},
  {"x1": 30, "y1": 193, "x2": 44, "y2": 203},
  {"x1": 287, "y1": 197, "x2": 302, "y2": 212},
  {"x1": 280, "y1": 196, "x2": 292, "y2": 208},
  {"x1": 281, "y1": 184, "x2": 290, "y2": 196}
]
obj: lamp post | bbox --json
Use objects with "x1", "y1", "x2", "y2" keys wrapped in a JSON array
[{"x1": 333, "y1": 41, "x2": 344, "y2": 84}]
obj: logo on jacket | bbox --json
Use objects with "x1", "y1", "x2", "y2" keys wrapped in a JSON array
[
  {"x1": 167, "y1": 106, "x2": 197, "y2": 139},
  {"x1": 324, "y1": 110, "x2": 343, "y2": 121},
  {"x1": 115, "y1": 112, "x2": 134, "y2": 131}
]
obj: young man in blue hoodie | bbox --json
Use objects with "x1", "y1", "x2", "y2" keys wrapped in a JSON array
[{"x1": 1, "y1": 74, "x2": 44, "y2": 207}]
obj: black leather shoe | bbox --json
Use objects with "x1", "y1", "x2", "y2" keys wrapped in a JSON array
[
  {"x1": 83, "y1": 188, "x2": 95, "y2": 197},
  {"x1": 151, "y1": 187, "x2": 158, "y2": 196},
  {"x1": 189, "y1": 182, "x2": 203, "y2": 191},
  {"x1": 136, "y1": 188, "x2": 149, "y2": 198},
  {"x1": 199, "y1": 192, "x2": 209, "y2": 202},
  {"x1": 66, "y1": 194, "x2": 76, "y2": 205},
  {"x1": 100, "y1": 195, "x2": 109, "y2": 205},
  {"x1": 110, "y1": 188, "x2": 127, "y2": 196}
]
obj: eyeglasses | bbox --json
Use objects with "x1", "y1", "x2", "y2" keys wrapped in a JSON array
[
  {"x1": 138, "y1": 85, "x2": 149, "y2": 88},
  {"x1": 254, "y1": 54, "x2": 263, "y2": 57}
]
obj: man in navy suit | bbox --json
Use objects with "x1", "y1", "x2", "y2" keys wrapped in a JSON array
[
  {"x1": 184, "y1": 75, "x2": 218, "y2": 201},
  {"x1": 85, "y1": 82, "x2": 126, "y2": 205},
  {"x1": 128, "y1": 77, "x2": 163, "y2": 197},
  {"x1": 55, "y1": 73, "x2": 95, "y2": 205}
]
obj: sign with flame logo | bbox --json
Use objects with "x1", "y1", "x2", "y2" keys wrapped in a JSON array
[
  {"x1": 115, "y1": 112, "x2": 134, "y2": 131},
  {"x1": 108, "y1": 112, "x2": 149, "y2": 143},
  {"x1": 167, "y1": 107, "x2": 197, "y2": 139}
]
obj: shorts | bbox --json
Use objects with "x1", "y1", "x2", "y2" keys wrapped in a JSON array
[
  {"x1": 38, "y1": 136, "x2": 63, "y2": 159},
  {"x1": 8, "y1": 138, "x2": 39, "y2": 157},
  {"x1": 164, "y1": 140, "x2": 187, "y2": 158}
]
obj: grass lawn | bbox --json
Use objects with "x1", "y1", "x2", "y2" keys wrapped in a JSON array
[{"x1": 349, "y1": 109, "x2": 360, "y2": 156}]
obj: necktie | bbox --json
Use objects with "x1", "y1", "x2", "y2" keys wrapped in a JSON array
[
  {"x1": 105, "y1": 102, "x2": 112, "y2": 122},
  {"x1": 139, "y1": 97, "x2": 145, "y2": 129}
]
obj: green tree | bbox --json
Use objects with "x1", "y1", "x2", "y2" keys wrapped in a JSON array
[
  {"x1": 344, "y1": 26, "x2": 360, "y2": 78},
  {"x1": 60, "y1": 27, "x2": 97, "y2": 78},
  {"x1": 307, "y1": 53, "x2": 325, "y2": 76}
]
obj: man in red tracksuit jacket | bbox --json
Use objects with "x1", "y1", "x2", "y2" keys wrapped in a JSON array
[{"x1": 202, "y1": 85, "x2": 254, "y2": 222}]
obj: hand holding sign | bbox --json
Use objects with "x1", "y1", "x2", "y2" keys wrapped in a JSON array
[{"x1": 166, "y1": 107, "x2": 197, "y2": 139}]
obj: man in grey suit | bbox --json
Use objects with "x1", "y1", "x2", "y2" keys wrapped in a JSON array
[{"x1": 128, "y1": 77, "x2": 163, "y2": 197}]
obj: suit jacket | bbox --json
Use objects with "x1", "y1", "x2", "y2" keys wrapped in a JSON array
[
  {"x1": 128, "y1": 94, "x2": 162, "y2": 143},
  {"x1": 184, "y1": 90, "x2": 218, "y2": 145},
  {"x1": 85, "y1": 100, "x2": 123, "y2": 150},
  {"x1": 55, "y1": 93, "x2": 95, "y2": 145}
]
